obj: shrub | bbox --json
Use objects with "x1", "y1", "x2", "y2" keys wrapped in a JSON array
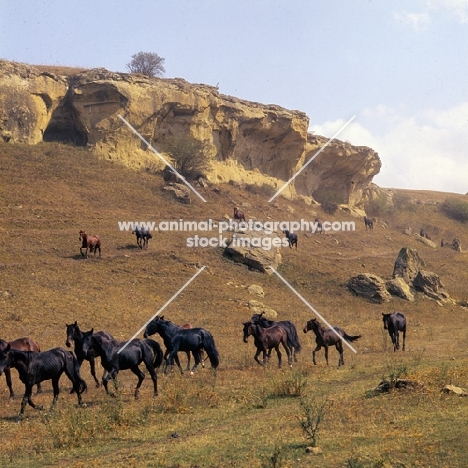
[
  {"x1": 126, "y1": 51, "x2": 165, "y2": 77},
  {"x1": 441, "y1": 198, "x2": 468, "y2": 223}
]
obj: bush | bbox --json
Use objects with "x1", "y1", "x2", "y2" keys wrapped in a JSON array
[
  {"x1": 441, "y1": 198, "x2": 468, "y2": 223},
  {"x1": 126, "y1": 51, "x2": 165, "y2": 77},
  {"x1": 365, "y1": 193, "x2": 390, "y2": 217}
]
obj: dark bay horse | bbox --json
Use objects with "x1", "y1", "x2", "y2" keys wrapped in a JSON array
[
  {"x1": 303, "y1": 318, "x2": 361, "y2": 366},
  {"x1": 283, "y1": 230, "x2": 298, "y2": 249},
  {"x1": 79, "y1": 230, "x2": 101, "y2": 258},
  {"x1": 364, "y1": 217, "x2": 374, "y2": 231},
  {"x1": 382, "y1": 312, "x2": 406, "y2": 351},
  {"x1": 81, "y1": 330, "x2": 162, "y2": 398},
  {"x1": 132, "y1": 226, "x2": 153, "y2": 249},
  {"x1": 65, "y1": 322, "x2": 113, "y2": 388},
  {"x1": 234, "y1": 207, "x2": 246, "y2": 222},
  {"x1": 0, "y1": 341, "x2": 87, "y2": 417},
  {"x1": 1, "y1": 337, "x2": 42, "y2": 398},
  {"x1": 314, "y1": 218, "x2": 324, "y2": 234},
  {"x1": 143, "y1": 316, "x2": 219, "y2": 374},
  {"x1": 243, "y1": 321, "x2": 292, "y2": 368},
  {"x1": 251, "y1": 313, "x2": 301, "y2": 361}
]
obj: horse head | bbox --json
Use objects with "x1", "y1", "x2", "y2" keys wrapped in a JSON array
[
  {"x1": 382, "y1": 313, "x2": 390, "y2": 330},
  {"x1": 242, "y1": 321, "x2": 253, "y2": 343},
  {"x1": 144, "y1": 316, "x2": 163, "y2": 338},
  {"x1": 79, "y1": 230, "x2": 87, "y2": 241},
  {"x1": 0, "y1": 342, "x2": 12, "y2": 375},
  {"x1": 80, "y1": 329, "x2": 95, "y2": 356},
  {"x1": 303, "y1": 318, "x2": 319, "y2": 334},
  {"x1": 65, "y1": 321, "x2": 79, "y2": 347}
]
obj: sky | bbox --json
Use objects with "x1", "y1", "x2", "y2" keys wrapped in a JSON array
[{"x1": 1, "y1": 0, "x2": 467, "y2": 194}]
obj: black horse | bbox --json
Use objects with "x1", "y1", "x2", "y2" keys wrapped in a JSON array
[
  {"x1": 81, "y1": 330, "x2": 162, "y2": 398},
  {"x1": 364, "y1": 216, "x2": 374, "y2": 231},
  {"x1": 66, "y1": 322, "x2": 113, "y2": 388},
  {"x1": 382, "y1": 312, "x2": 406, "y2": 351},
  {"x1": 250, "y1": 313, "x2": 301, "y2": 361},
  {"x1": 0, "y1": 340, "x2": 87, "y2": 418},
  {"x1": 132, "y1": 226, "x2": 152, "y2": 249},
  {"x1": 283, "y1": 230, "x2": 298, "y2": 249},
  {"x1": 144, "y1": 316, "x2": 219, "y2": 373},
  {"x1": 303, "y1": 318, "x2": 361, "y2": 366}
]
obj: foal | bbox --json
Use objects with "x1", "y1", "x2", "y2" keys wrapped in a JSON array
[{"x1": 303, "y1": 318, "x2": 361, "y2": 366}]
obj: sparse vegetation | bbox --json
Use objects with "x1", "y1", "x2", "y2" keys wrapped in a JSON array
[
  {"x1": 126, "y1": 51, "x2": 165, "y2": 77},
  {"x1": 441, "y1": 197, "x2": 468, "y2": 223},
  {"x1": 1, "y1": 142, "x2": 468, "y2": 467}
]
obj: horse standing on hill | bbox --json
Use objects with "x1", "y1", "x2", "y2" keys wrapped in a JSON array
[
  {"x1": 65, "y1": 322, "x2": 113, "y2": 388},
  {"x1": 81, "y1": 330, "x2": 162, "y2": 398},
  {"x1": 250, "y1": 312, "x2": 301, "y2": 362},
  {"x1": 283, "y1": 230, "x2": 298, "y2": 249},
  {"x1": 144, "y1": 316, "x2": 219, "y2": 374},
  {"x1": 0, "y1": 341, "x2": 87, "y2": 418},
  {"x1": 303, "y1": 318, "x2": 361, "y2": 366},
  {"x1": 314, "y1": 218, "x2": 324, "y2": 234},
  {"x1": 132, "y1": 226, "x2": 153, "y2": 249},
  {"x1": 364, "y1": 217, "x2": 374, "y2": 231},
  {"x1": 1, "y1": 337, "x2": 42, "y2": 398},
  {"x1": 234, "y1": 207, "x2": 246, "y2": 222},
  {"x1": 382, "y1": 312, "x2": 406, "y2": 351},
  {"x1": 79, "y1": 230, "x2": 101, "y2": 258},
  {"x1": 243, "y1": 321, "x2": 292, "y2": 368}
]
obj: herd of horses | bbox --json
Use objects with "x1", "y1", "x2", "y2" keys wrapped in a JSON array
[{"x1": 0, "y1": 312, "x2": 407, "y2": 418}]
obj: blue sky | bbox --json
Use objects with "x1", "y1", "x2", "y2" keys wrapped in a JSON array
[{"x1": 1, "y1": 0, "x2": 467, "y2": 194}]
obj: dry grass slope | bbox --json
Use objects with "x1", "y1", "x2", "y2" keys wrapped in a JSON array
[{"x1": 1, "y1": 142, "x2": 468, "y2": 467}]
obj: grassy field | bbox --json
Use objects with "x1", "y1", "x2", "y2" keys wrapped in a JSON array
[{"x1": 1, "y1": 142, "x2": 468, "y2": 467}]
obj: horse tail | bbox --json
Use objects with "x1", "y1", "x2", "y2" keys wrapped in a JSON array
[
  {"x1": 343, "y1": 333, "x2": 361, "y2": 343},
  {"x1": 144, "y1": 339, "x2": 164, "y2": 369},
  {"x1": 66, "y1": 351, "x2": 87, "y2": 394},
  {"x1": 202, "y1": 331, "x2": 219, "y2": 369},
  {"x1": 286, "y1": 323, "x2": 302, "y2": 353}
]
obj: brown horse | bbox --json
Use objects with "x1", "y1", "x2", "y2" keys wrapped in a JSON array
[
  {"x1": 234, "y1": 207, "x2": 246, "y2": 222},
  {"x1": 79, "y1": 230, "x2": 101, "y2": 258},
  {"x1": 1, "y1": 337, "x2": 42, "y2": 398},
  {"x1": 303, "y1": 318, "x2": 361, "y2": 366},
  {"x1": 314, "y1": 218, "x2": 324, "y2": 234},
  {"x1": 243, "y1": 321, "x2": 292, "y2": 368}
]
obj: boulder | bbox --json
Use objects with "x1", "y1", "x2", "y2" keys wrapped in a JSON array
[
  {"x1": 392, "y1": 247, "x2": 426, "y2": 283},
  {"x1": 247, "y1": 300, "x2": 278, "y2": 319},
  {"x1": 415, "y1": 234, "x2": 437, "y2": 249},
  {"x1": 347, "y1": 273, "x2": 391, "y2": 303},
  {"x1": 441, "y1": 385, "x2": 467, "y2": 396},
  {"x1": 386, "y1": 278, "x2": 415, "y2": 302},
  {"x1": 413, "y1": 270, "x2": 446, "y2": 300},
  {"x1": 163, "y1": 183, "x2": 191, "y2": 204},
  {"x1": 224, "y1": 233, "x2": 281, "y2": 274},
  {"x1": 247, "y1": 284, "x2": 265, "y2": 297},
  {"x1": 452, "y1": 238, "x2": 462, "y2": 252}
]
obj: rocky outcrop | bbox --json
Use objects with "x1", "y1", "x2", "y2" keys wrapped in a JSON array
[
  {"x1": 386, "y1": 278, "x2": 415, "y2": 302},
  {"x1": 347, "y1": 273, "x2": 391, "y2": 303},
  {"x1": 0, "y1": 60, "x2": 381, "y2": 207},
  {"x1": 392, "y1": 247, "x2": 426, "y2": 283}
]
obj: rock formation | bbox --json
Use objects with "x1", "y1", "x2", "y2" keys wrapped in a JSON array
[
  {"x1": 392, "y1": 247, "x2": 426, "y2": 283},
  {"x1": 0, "y1": 60, "x2": 381, "y2": 207},
  {"x1": 347, "y1": 273, "x2": 391, "y2": 303}
]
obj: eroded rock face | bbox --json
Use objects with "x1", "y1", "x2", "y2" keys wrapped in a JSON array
[
  {"x1": 392, "y1": 247, "x2": 426, "y2": 283},
  {"x1": 1, "y1": 61, "x2": 382, "y2": 206},
  {"x1": 386, "y1": 277, "x2": 415, "y2": 302},
  {"x1": 347, "y1": 273, "x2": 391, "y2": 303}
]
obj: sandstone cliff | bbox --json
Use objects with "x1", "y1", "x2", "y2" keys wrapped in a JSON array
[{"x1": 0, "y1": 60, "x2": 381, "y2": 207}]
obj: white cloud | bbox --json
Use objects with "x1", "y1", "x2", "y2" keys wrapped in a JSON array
[
  {"x1": 311, "y1": 103, "x2": 468, "y2": 194},
  {"x1": 427, "y1": 0, "x2": 468, "y2": 23},
  {"x1": 393, "y1": 11, "x2": 431, "y2": 31}
]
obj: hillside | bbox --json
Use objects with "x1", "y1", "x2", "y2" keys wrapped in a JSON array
[{"x1": 1, "y1": 142, "x2": 468, "y2": 467}]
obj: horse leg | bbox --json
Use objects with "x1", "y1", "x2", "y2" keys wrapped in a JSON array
[
  {"x1": 283, "y1": 340, "x2": 292, "y2": 367},
  {"x1": 130, "y1": 366, "x2": 145, "y2": 400},
  {"x1": 254, "y1": 349, "x2": 265, "y2": 366},
  {"x1": 88, "y1": 357, "x2": 101, "y2": 387},
  {"x1": 22, "y1": 385, "x2": 42, "y2": 415},
  {"x1": 36, "y1": 383, "x2": 42, "y2": 394},
  {"x1": 51, "y1": 377, "x2": 60, "y2": 408},
  {"x1": 185, "y1": 351, "x2": 191, "y2": 371},
  {"x1": 5, "y1": 369, "x2": 14, "y2": 399},
  {"x1": 274, "y1": 345, "x2": 282, "y2": 368},
  {"x1": 336, "y1": 342, "x2": 344, "y2": 366},
  {"x1": 324, "y1": 345, "x2": 329, "y2": 365},
  {"x1": 402, "y1": 327, "x2": 406, "y2": 351},
  {"x1": 312, "y1": 344, "x2": 321, "y2": 365},
  {"x1": 142, "y1": 357, "x2": 158, "y2": 397}
]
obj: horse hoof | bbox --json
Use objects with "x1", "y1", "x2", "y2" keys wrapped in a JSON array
[
  {"x1": 36, "y1": 405, "x2": 44, "y2": 411},
  {"x1": 190, "y1": 371, "x2": 194, "y2": 376},
  {"x1": 79, "y1": 403, "x2": 88, "y2": 408}
]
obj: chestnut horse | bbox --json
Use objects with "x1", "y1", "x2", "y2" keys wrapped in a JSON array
[
  {"x1": 243, "y1": 321, "x2": 292, "y2": 368},
  {"x1": 234, "y1": 207, "x2": 246, "y2": 222},
  {"x1": 1, "y1": 337, "x2": 42, "y2": 398},
  {"x1": 79, "y1": 230, "x2": 101, "y2": 258}
]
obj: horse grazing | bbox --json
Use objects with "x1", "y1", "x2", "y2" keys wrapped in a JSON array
[
  {"x1": 283, "y1": 230, "x2": 298, "y2": 249},
  {"x1": 132, "y1": 226, "x2": 153, "y2": 249},
  {"x1": 1, "y1": 337, "x2": 42, "y2": 398},
  {"x1": 81, "y1": 330, "x2": 162, "y2": 398},
  {"x1": 65, "y1": 322, "x2": 114, "y2": 388},
  {"x1": 382, "y1": 312, "x2": 406, "y2": 352},
  {"x1": 243, "y1": 321, "x2": 292, "y2": 368},
  {"x1": 364, "y1": 217, "x2": 374, "y2": 231},
  {"x1": 79, "y1": 230, "x2": 101, "y2": 258},
  {"x1": 303, "y1": 318, "x2": 361, "y2": 366},
  {"x1": 144, "y1": 316, "x2": 219, "y2": 374},
  {"x1": 0, "y1": 341, "x2": 87, "y2": 417},
  {"x1": 233, "y1": 207, "x2": 246, "y2": 222}
]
